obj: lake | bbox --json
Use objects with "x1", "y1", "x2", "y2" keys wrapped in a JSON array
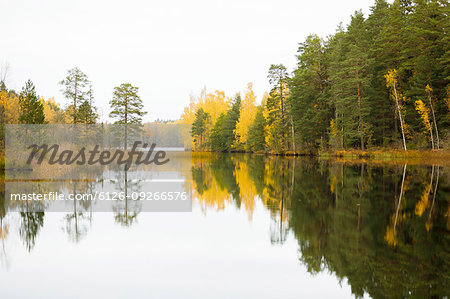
[{"x1": 0, "y1": 153, "x2": 448, "y2": 298}]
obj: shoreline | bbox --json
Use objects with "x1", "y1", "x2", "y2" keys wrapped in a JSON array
[
  {"x1": 189, "y1": 149, "x2": 450, "y2": 165},
  {"x1": 2, "y1": 149, "x2": 450, "y2": 170}
]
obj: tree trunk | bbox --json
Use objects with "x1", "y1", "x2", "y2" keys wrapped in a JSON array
[
  {"x1": 290, "y1": 115, "x2": 295, "y2": 154},
  {"x1": 125, "y1": 169, "x2": 128, "y2": 219},
  {"x1": 73, "y1": 81, "x2": 77, "y2": 124},
  {"x1": 393, "y1": 84, "x2": 407, "y2": 150},
  {"x1": 382, "y1": 98, "x2": 385, "y2": 143},
  {"x1": 428, "y1": 93, "x2": 440, "y2": 149},
  {"x1": 357, "y1": 83, "x2": 364, "y2": 151},
  {"x1": 429, "y1": 120, "x2": 435, "y2": 150},
  {"x1": 280, "y1": 79, "x2": 285, "y2": 152},
  {"x1": 334, "y1": 110, "x2": 338, "y2": 149},
  {"x1": 124, "y1": 95, "x2": 128, "y2": 151}
]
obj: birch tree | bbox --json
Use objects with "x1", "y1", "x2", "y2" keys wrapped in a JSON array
[{"x1": 385, "y1": 69, "x2": 407, "y2": 151}]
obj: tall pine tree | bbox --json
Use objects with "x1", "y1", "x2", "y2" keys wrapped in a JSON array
[{"x1": 110, "y1": 83, "x2": 147, "y2": 149}]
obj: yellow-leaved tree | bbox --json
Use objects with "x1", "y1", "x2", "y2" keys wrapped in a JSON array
[
  {"x1": 385, "y1": 69, "x2": 408, "y2": 150},
  {"x1": 425, "y1": 84, "x2": 440, "y2": 149},
  {"x1": 42, "y1": 97, "x2": 65, "y2": 124},
  {"x1": 235, "y1": 83, "x2": 257, "y2": 150},
  {"x1": 0, "y1": 90, "x2": 20, "y2": 150},
  {"x1": 0, "y1": 90, "x2": 20, "y2": 124},
  {"x1": 414, "y1": 99, "x2": 434, "y2": 149},
  {"x1": 181, "y1": 88, "x2": 229, "y2": 150}
]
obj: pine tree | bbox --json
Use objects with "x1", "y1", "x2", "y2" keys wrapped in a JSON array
[
  {"x1": 209, "y1": 113, "x2": 226, "y2": 151},
  {"x1": 59, "y1": 67, "x2": 91, "y2": 124},
  {"x1": 222, "y1": 94, "x2": 241, "y2": 151},
  {"x1": 109, "y1": 83, "x2": 147, "y2": 149},
  {"x1": 18, "y1": 80, "x2": 45, "y2": 124},
  {"x1": 77, "y1": 100, "x2": 97, "y2": 124},
  {"x1": 204, "y1": 95, "x2": 241, "y2": 152},
  {"x1": 290, "y1": 35, "x2": 330, "y2": 151},
  {"x1": 366, "y1": 0, "x2": 392, "y2": 145},
  {"x1": 267, "y1": 64, "x2": 290, "y2": 152},
  {"x1": 330, "y1": 11, "x2": 372, "y2": 150},
  {"x1": 77, "y1": 85, "x2": 97, "y2": 124},
  {"x1": 191, "y1": 108, "x2": 210, "y2": 150},
  {"x1": 247, "y1": 106, "x2": 266, "y2": 152},
  {"x1": 328, "y1": 25, "x2": 351, "y2": 149}
]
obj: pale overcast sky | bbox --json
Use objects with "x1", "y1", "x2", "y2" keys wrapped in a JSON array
[{"x1": 1, "y1": 0, "x2": 376, "y2": 122}]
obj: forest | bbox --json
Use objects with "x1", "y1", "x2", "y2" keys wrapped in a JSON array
[{"x1": 185, "y1": 0, "x2": 449, "y2": 154}]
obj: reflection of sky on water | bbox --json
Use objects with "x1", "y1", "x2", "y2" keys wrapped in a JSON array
[{"x1": 0, "y1": 201, "x2": 359, "y2": 299}]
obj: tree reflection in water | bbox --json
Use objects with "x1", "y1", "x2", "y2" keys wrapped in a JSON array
[{"x1": 191, "y1": 154, "x2": 449, "y2": 298}]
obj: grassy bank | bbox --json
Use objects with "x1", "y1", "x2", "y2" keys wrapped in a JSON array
[
  {"x1": 318, "y1": 149, "x2": 450, "y2": 166},
  {"x1": 191, "y1": 148, "x2": 450, "y2": 165}
]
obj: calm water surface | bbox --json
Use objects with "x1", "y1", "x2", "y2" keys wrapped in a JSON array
[{"x1": 0, "y1": 153, "x2": 449, "y2": 298}]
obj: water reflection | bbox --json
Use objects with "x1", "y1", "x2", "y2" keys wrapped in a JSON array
[
  {"x1": 112, "y1": 167, "x2": 142, "y2": 226},
  {"x1": 63, "y1": 180, "x2": 91, "y2": 243},
  {"x1": 1, "y1": 153, "x2": 449, "y2": 298}
]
